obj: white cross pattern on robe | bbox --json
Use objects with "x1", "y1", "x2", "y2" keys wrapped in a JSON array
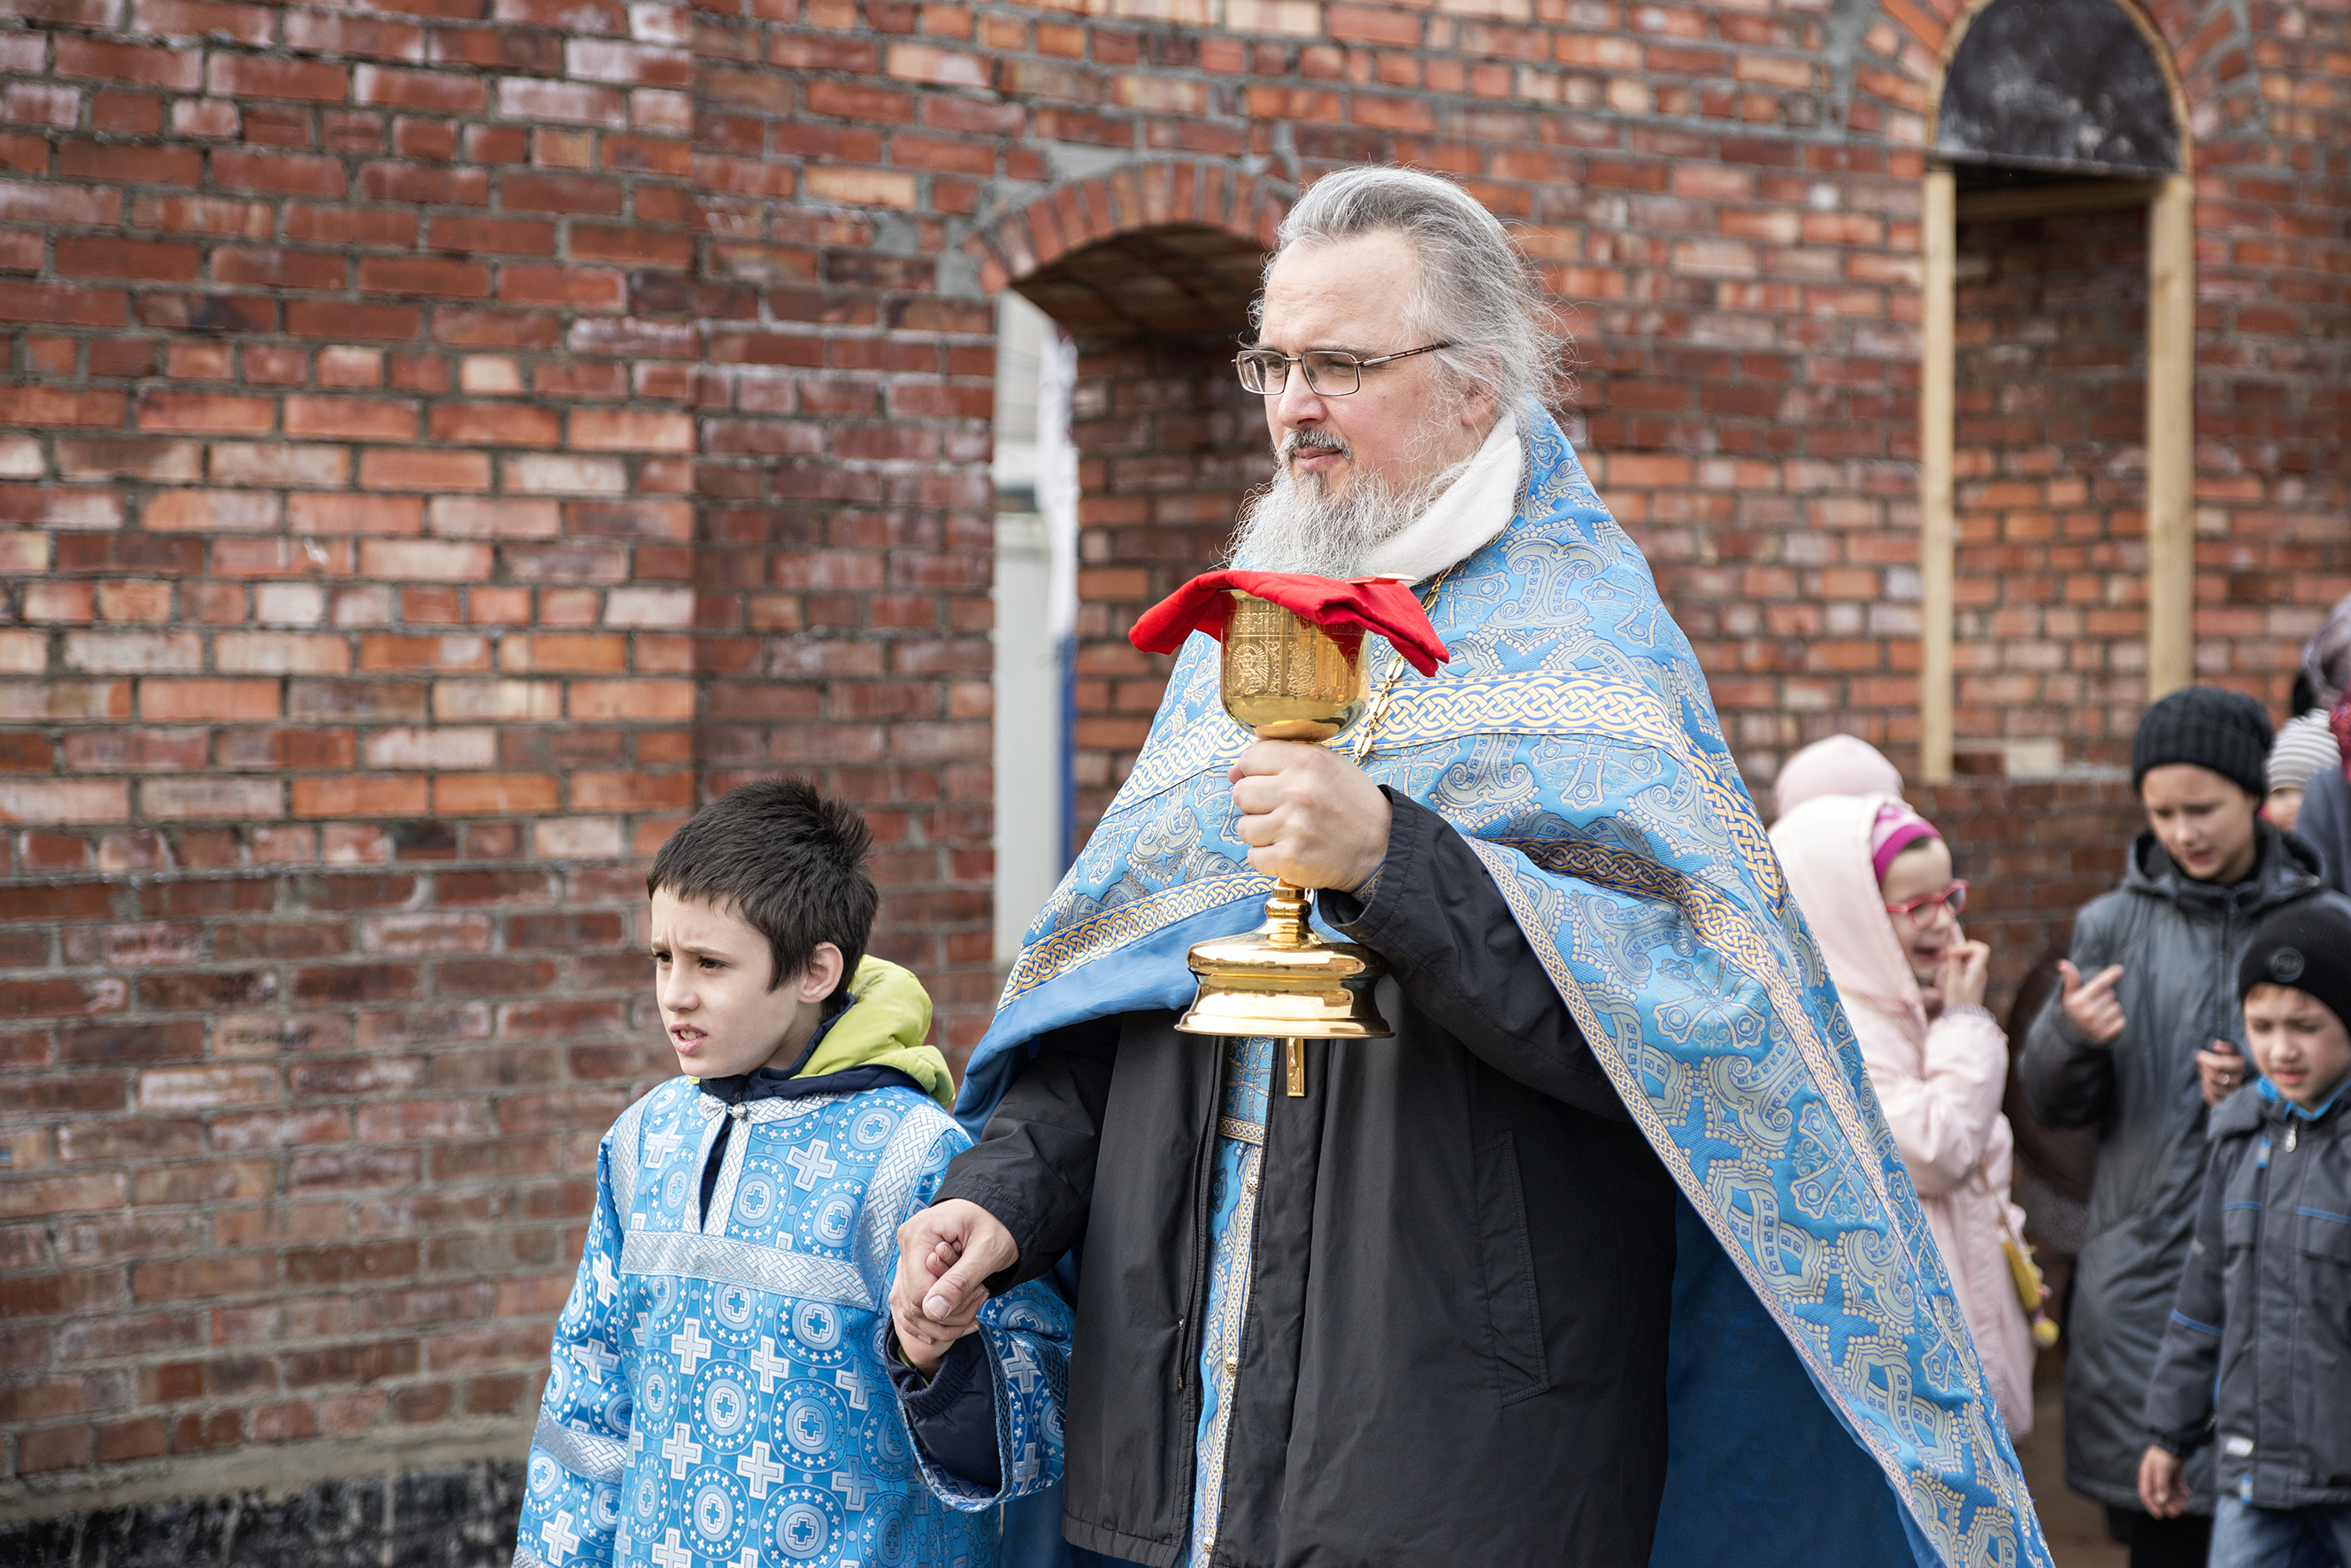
[
  {"x1": 542, "y1": 1510, "x2": 582, "y2": 1558},
  {"x1": 789, "y1": 1401, "x2": 828, "y2": 1450},
  {"x1": 649, "y1": 1527, "x2": 693, "y2": 1568},
  {"x1": 832, "y1": 1457, "x2": 874, "y2": 1511},
  {"x1": 749, "y1": 1335, "x2": 788, "y2": 1393},
  {"x1": 787, "y1": 1140, "x2": 838, "y2": 1190},
  {"x1": 832, "y1": 1364, "x2": 871, "y2": 1410},
  {"x1": 734, "y1": 1549, "x2": 764, "y2": 1568},
  {"x1": 646, "y1": 1127, "x2": 684, "y2": 1168},
  {"x1": 1003, "y1": 1340, "x2": 1041, "y2": 1395},
  {"x1": 671, "y1": 1318, "x2": 711, "y2": 1377},
  {"x1": 736, "y1": 1439, "x2": 790, "y2": 1500},
  {"x1": 575, "y1": 1336, "x2": 618, "y2": 1384},
  {"x1": 590, "y1": 1252, "x2": 619, "y2": 1304},
  {"x1": 780, "y1": 1509, "x2": 825, "y2": 1555},
  {"x1": 660, "y1": 1422, "x2": 703, "y2": 1479}
]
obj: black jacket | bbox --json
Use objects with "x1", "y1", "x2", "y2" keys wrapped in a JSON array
[
  {"x1": 937, "y1": 793, "x2": 1679, "y2": 1568},
  {"x1": 2021, "y1": 826, "x2": 2329, "y2": 1510},
  {"x1": 2144, "y1": 1042, "x2": 2351, "y2": 1507}
]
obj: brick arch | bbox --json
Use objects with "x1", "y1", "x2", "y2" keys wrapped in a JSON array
[
  {"x1": 966, "y1": 162, "x2": 1294, "y2": 853},
  {"x1": 961, "y1": 159, "x2": 1292, "y2": 302}
]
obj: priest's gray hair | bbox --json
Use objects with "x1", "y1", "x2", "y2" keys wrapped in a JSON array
[{"x1": 1261, "y1": 165, "x2": 1563, "y2": 411}]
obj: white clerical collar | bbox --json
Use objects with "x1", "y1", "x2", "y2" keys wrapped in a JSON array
[{"x1": 1361, "y1": 406, "x2": 1521, "y2": 586}]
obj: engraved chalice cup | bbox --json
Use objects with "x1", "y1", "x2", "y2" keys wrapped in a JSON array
[{"x1": 1175, "y1": 592, "x2": 1394, "y2": 1068}]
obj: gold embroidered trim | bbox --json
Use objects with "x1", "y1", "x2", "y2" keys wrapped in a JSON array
[
  {"x1": 997, "y1": 872, "x2": 1272, "y2": 1008},
  {"x1": 1214, "y1": 1115, "x2": 1265, "y2": 1147}
]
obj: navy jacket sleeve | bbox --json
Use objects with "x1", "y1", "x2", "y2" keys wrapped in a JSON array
[{"x1": 886, "y1": 1331, "x2": 1000, "y2": 1491}]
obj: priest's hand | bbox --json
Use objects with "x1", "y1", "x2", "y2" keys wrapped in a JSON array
[
  {"x1": 889, "y1": 1199, "x2": 1018, "y2": 1371},
  {"x1": 1228, "y1": 741, "x2": 1390, "y2": 893}
]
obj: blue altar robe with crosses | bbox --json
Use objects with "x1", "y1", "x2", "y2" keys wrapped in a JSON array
[{"x1": 514, "y1": 1076, "x2": 1072, "y2": 1568}]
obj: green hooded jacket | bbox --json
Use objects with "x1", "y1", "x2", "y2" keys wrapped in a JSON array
[{"x1": 793, "y1": 955, "x2": 953, "y2": 1109}]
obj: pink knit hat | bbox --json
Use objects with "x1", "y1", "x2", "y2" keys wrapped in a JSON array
[{"x1": 1868, "y1": 800, "x2": 1940, "y2": 886}]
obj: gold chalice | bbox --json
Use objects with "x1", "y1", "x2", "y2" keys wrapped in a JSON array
[{"x1": 1175, "y1": 591, "x2": 1394, "y2": 1092}]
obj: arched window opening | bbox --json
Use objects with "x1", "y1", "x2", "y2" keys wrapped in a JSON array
[
  {"x1": 1936, "y1": 0, "x2": 2179, "y2": 181},
  {"x1": 1918, "y1": 0, "x2": 2191, "y2": 782},
  {"x1": 988, "y1": 220, "x2": 1267, "y2": 967}
]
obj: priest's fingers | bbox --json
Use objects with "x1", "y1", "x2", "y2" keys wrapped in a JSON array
[
  {"x1": 891, "y1": 1199, "x2": 1016, "y2": 1335},
  {"x1": 1227, "y1": 739, "x2": 1336, "y2": 781},
  {"x1": 1226, "y1": 742, "x2": 1389, "y2": 892}
]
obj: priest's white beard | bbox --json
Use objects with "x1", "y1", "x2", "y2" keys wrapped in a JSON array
[{"x1": 1228, "y1": 430, "x2": 1469, "y2": 578}]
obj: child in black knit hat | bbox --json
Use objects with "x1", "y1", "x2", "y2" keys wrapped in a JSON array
[{"x1": 2140, "y1": 897, "x2": 2351, "y2": 1567}]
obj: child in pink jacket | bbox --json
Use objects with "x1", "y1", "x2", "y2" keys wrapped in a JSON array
[{"x1": 1771, "y1": 792, "x2": 2039, "y2": 1438}]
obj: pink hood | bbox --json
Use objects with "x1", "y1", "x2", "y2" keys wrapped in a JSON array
[
  {"x1": 1769, "y1": 792, "x2": 1928, "y2": 1044},
  {"x1": 1771, "y1": 734, "x2": 1902, "y2": 820}
]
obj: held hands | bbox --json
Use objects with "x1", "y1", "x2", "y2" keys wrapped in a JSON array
[
  {"x1": 2138, "y1": 1445, "x2": 2190, "y2": 1518},
  {"x1": 887, "y1": 1199, "x2": 1018, "y2": 1377},
  {"x1": 1227, "y1": 742, "x2": 1391, "y2": 893},
  {"x1": 2058, "y1": 961, "x2": 2128, "y2": 1046},
  {"x1": 1939, "y1": 939, "x2": 1991, "y2": 1012},
  {"x1": 2197, "y1": 1040, "x2": 2247, "y2": 1108}
]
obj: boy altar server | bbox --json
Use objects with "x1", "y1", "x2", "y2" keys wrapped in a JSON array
[{"x1": 515, "y1": 779, "x2": 1071, "y2": 1568}]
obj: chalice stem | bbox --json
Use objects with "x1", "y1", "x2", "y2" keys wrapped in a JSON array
[{"x1": 1286, "y1": 1038, "x2": 1304, "y2": 1097}]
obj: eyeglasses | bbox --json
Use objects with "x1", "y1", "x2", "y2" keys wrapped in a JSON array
[
  {"x1": 1233, "y1": 342, "x2": 1456, "y2": 396},
  {"x1": 1883, "y1": 880, "x2": 1968, "y2": 920}
]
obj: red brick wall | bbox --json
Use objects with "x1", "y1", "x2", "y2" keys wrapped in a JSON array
[
  {"x1": 2165, "y1": 0, "x2": 2351, "y2": 704},
  {"x1": 0, "y1": 0, "x2": 2342, "y2": 1522},
  {"x1": 1953, "y1": 205, "x2": 2151, "y2": 774}
]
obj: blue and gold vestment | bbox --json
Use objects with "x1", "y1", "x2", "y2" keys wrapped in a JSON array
[{"x1": 960, "y1": 402, "x2": 2052, "y2": 1568}]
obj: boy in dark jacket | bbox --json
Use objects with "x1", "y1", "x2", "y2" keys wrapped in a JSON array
[{"x1": 2140, "y1": 899, "x2": 2351, "y2": 1565}]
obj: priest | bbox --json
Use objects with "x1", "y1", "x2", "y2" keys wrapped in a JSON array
[{"x1": 888, "y1": 165, "x2": 2048, "y2": 1568}]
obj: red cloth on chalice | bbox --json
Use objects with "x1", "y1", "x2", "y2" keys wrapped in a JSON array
[{"x1": 1127, "y1": 571, "x2": 1451, "y2": 677}]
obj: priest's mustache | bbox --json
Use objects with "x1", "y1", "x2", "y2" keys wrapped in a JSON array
[{"x1": 1281, "y1": 429, "x2": 1349, "y2": 463}]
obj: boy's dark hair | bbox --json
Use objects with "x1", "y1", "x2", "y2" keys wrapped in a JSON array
[{"x1": 648, "y1": 777, "x2": 877, "y2": 1004}]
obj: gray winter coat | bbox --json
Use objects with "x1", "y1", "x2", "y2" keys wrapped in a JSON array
[
  {"x1": 2299, "y1": 765, "x2": 2350, "y2": 894},
  {"x1": 2144, "y1": 1026, "x2": 2351, "y2": 1509},
  {"x1": 2021, "y1": 826, "x2": 2329, "y2": 1511}
]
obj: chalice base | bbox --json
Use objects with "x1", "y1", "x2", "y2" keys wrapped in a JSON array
[{"x1": 1173, "y1": 885, "x2": 1394, "y2": 1041}]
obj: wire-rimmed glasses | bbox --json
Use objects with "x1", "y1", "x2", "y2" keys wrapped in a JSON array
[{"x1": 1233, "y1": 342, "x2": 1456, "y2": 396}]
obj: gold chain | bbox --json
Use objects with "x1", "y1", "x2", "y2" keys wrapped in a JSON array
[{"x1": 1350, "y1": 565, "x2": 1455, "y2": 764}]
